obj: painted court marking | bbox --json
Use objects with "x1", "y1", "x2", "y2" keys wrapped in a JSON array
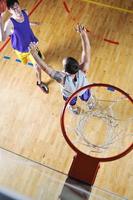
[
  {"x1": 63, "y1": 1, "x2": 119, "y2": 45},
  {"x1": 2, "y1": 55, "x2": 34, "y2": 67},
  {"x1": 82, "y1": 0, "x2": 133, "y2": 14}
]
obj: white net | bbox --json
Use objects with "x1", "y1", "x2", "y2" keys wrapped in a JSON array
[{"x1": 63, "y1": 85, "x2": 133, "y2": 158}]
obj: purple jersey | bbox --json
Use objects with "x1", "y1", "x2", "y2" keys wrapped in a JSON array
[{"x1": 10, "y1": 10, "x2": 38, "y2": 52}]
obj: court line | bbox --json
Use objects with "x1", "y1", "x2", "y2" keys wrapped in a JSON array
[
  {"x1": 0, "y1": 38, "x2": 10, "y2": 52},
  {"x1": 63, "y1": 1, "x2": 119, "y2": 45},
  {"x1": 82, "y1": 0, "x2": 133, "y2": 14},
  {"x1": 0, "y1": 146, "x2": 67, "y2": 176},
  {"x1": 2, "y1": 55, "x2": 34, "y2": 66},
  {"x1": 0, "y1": 0, "x2": 44, "y2": 52}
]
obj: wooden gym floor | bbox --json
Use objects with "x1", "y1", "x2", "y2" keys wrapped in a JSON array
[{"x1": 0, "y1": 0, "x2": 133, "y2": 199}]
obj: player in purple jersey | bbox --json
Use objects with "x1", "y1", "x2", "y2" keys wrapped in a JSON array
[{"x1": 0, "y1": 0, "x2": 49, "y2": 93}]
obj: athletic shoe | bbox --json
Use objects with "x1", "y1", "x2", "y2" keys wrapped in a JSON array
[{"x1": 37, "y1": 81, "x2": 49, "y2": 93}]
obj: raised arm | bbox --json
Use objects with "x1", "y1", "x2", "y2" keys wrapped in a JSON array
[
  {"x1": 29, "y1": 43, "x2": 65, "y2": 84},
  {"x1": 0, "y1": 14, "x2": 5, "y2": 41},
  {"x1": 0, "y1": 14, "x2": 13, "y2": 42},
  {"x1": 76, "y1": 24, "x2": 91, "y2": 73}
]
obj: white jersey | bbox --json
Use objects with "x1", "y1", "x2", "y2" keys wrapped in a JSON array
[{"x1": 61, "y1": 70, "x2": 89, "y2": 97}]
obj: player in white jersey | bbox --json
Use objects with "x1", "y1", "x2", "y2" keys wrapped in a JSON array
[{"x1": 29, "y1": 24, "x2": 91, "y2": 114}]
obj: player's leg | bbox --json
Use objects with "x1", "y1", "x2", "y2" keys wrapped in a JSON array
[
  {"x1": 15, "y1": 50, "x2": 49, "y2": 93},
  {"x1": 80, "y1": 89, "x2": 96, "y2": 109},
  {"x1": 34, "y1": 63, "x2": 49, "y2": 93},
  {"x1": 63, "y1": 96, "x2": 80, "y2": 114},
  {"x1": 28, "y1": 52, "x2": 49, "y2": 93}
]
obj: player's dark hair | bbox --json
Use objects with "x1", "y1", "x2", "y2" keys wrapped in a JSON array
[
  {"x1": 64, "y1": 57, "x2": 79, "y2": 74},
  {"x1": 6, "y1": 0, "x2": 19, "y2": 9}
]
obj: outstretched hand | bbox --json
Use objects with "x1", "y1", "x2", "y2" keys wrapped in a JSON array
[
  {"x1": 75, "y1": 24, "x2": 86, "y2": 33},
  {"x1": 30, "y1": 21, "x2": 41, "y2": 26}
]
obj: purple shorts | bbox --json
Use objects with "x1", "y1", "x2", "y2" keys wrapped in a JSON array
[{"x1": 63, "y1": 89, "x2": 91, "y2": 106}]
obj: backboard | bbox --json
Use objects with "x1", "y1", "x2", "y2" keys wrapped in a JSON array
[{"x1": 0, "y1": 148, "x2": 128, "y2": 200}]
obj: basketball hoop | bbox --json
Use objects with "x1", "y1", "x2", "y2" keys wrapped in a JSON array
[{"x1": 60, "y1": 83, "x2": 133, "y2": 184}]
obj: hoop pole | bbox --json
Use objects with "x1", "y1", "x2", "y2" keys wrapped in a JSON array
[{"x1": 68, "y1": 153, "x2": 100, "y2": 185}]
